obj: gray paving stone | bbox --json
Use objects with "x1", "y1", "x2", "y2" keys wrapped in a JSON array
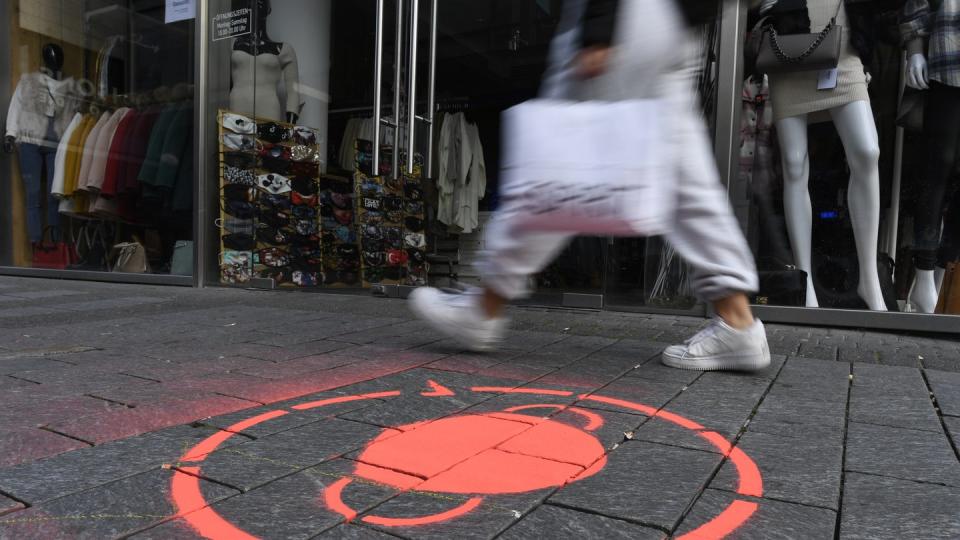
[
  {"x1": 945, "y1": 416, "x2": 960, "y2": 449},
  {"x1": 0, "y1": 469, "x2": 236, "y2": 539},
  {"x1": 314, "y1": 524, "x2": 400, "y2": 538},
  {"x1": 0, "y1": 425, "x2": 244, "y2": 504},
  {"x1": 840, "y1": 472, "x2": 960, "y2": 540},
  {"x1": 196, "y1": 419, "x2": 386, "y2": 491},
  {"x1": 186, "y1": 459, "x2": 400, "y2": 540},
  {"x1": 845, "y1": 422, "x2": 960, "y2": 487},
  {"x1": 0, "y1": 494, "x2": 23, "y2": 517},
  {"x1": 202, "y1": 392, "x2": 388, "y2": 439},
  {"x1": 549, "y1": 441, "x2": 722, "y2": 530},
  {"x1": 846, "y1": 363, "x2": 941, "y2": 432},
  {"x1": 127, "y1": 518, "x2": 204, "y2": 539},
  {"x1": 926, "y1": 369, "x2": 960, "y2": 417},
  {"x1": 359, "y1": 486, "x2": 549, "y2": 540},
  {"x1": 577, "y1": 378, "x2": 686, "y2": 415},
  {"x1": 675, "y1": 489, "x2": 836, "y2": 539},
  {"x1": 838, "y1": 346, "x2": 881, "y2": 363},
  {"x1": 632, "y1": 417, "x2": 727, "y2": 454},
  {"x1": 339, "y1": 393, "x2": 487, "y2": 429},
  {"x1": 796, "y1": 342, "x2": 837, "y2": 360},
  {"x1": 501, "y1": 504, "x2": 665, "y2": 539},
  {"x1": 711, "y1": 431, "x2": 843, "y2": 509},
  {"x1": 653, "y1": 378, "x2": 769, "y2": 439}
]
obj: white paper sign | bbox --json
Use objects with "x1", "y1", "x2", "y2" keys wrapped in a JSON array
[
  {"x1": 165, "y1": 0, "x2": 196, "y2": 23},
  {"x1": 817, "y1": 68, "x2": 839, "y2": 90}
]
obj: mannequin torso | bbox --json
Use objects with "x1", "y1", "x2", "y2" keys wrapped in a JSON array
[{"x1": 229, "y1": 11, "x2": 300, "y2": 124}]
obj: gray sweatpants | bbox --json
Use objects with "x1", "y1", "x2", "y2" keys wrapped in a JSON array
[{"x1": 477, "y1": 0, "x2": 758, "y2": 302}]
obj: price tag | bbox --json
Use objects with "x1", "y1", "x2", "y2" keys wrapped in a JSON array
[{"x1": 818, "y1": 68, "x2": 839, "y2": 90}]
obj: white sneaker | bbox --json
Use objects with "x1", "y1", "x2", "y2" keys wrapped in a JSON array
[
  {"x1": 409, "y1": 287, "x2": 507, "y2": 352},
  {"x1": 662, "y1": 319, "x2": 771, "y2": 372}
]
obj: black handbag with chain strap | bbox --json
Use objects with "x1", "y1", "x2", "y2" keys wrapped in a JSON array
[{"x1": 755, "y1": 0, "x2": 844, "y2": 74}]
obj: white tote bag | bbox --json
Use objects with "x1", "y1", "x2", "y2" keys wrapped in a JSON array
[{"x1": 499, "y1": 99, "x2": 675, "y2": 237}]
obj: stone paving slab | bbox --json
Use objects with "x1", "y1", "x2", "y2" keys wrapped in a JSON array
[
  {"x1": 0, "y1": 469, "x2": 236, "y2": 539},
  {"x1": 675, "y1": 489, "x2": 837, "y2": 539},
  {"x1": 548, "y1": 440, "x2": 722, "y2": 531},
  {"x1": 710, "y1": 430, "x2": 843, "y2": 510},
  {"x1": 839, "y1": 473, "x2": 960, "y2": 539},
  {"x1": 500, "y1": 504, "x2": 665, "y2": 539},
  {"x1": 844, "y1": 422, "x2": 960, "y2": 487},
  {"x1": 0, "y1": 427, "x2": 90, "y2": 468},
  {"x1": 195, "y1": 419, "x2": 387, "y2": 492},
  {"x1": 926, "y1": 369, "x2": 960, "y2": 418},
  {"x1": 0, "y1": 424, "x2": 246, "y2": 504}
]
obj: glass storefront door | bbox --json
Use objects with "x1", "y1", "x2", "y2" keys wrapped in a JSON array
[{"x1": 202, "y1": 0, "x2": 727, "y2": 314}]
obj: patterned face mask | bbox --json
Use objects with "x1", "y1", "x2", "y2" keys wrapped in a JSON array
[
  {"x1": 222, "y1": 233, "x2": 256, "y2": 251},
  {"x1": 257, "y1": 122, "x2": 290, "y2": 143},
  {"x1": 223, "y1": 151, "x2": 258, "y2": 169},
  {"x1": 222, "y1": 132, "x2": 258, "y2": 151},
  {"x1": 291, "y1": 176, "x2": 318, "y2": 196},
  {"x1": 293, "y1": 218, "x2": 317, "y2": 236},
  {"x1": 221, "y1": 251, "x2": 252, "y2": 283},
  {"x1": 292, "y1": 270, "x2": 320, "y2": 287},
  {"x1": 289, "y1": 161, "x2": 318, "y2": 178},
  {"x1": 216, "y1": 217, "x2": 255, "y2": 236},
  {"x1": 223, "y1": 199, "x2": 257, "y2": 219},
  {"x1": 224, "y1": 165, "x2": 256, "y2": 186},
  {"x1": 256, "y1": 224, "x2": 291, "y2": 246},
  {"x1": 257, "y1": 248, "x2": 290, "y2": 268},
  {"x1": 404, "y1": 232, "x2": 426, "y2": 249},
  {"x1": 293, "y1": 126, "x2": 318, "y2": 145},
  {"x1": 290, "y1": 145, "x2": 320, "y2": 162},
  {"x1": 261, "y1": 155, "x2": 292, "y2": 176},
  {"x1": 291, "y1": 191, "x2": 318, "y2": 207},
  {"x1": 405, "y1": 216, "x2": 424, "y2": 232},
  {"x1": 222, "y1": 113, "x2": 256, "y2": 134},
  {"x1": 257, "y1": 174, "x2": 292, "y2": 195},
  {"x1": 222, "y1": 184, "x2": 257, "y2": 202}
]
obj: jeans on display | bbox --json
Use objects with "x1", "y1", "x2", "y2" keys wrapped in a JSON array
[
  {"x1": 914, "y1": 82, "x2": 960, "y2": 270},
  {"x1": 17, "y1": 142, "x2": 60, "y2": 243},
  {"x1": 477, "y1": 0, "x2": 758, "y2": 302}
]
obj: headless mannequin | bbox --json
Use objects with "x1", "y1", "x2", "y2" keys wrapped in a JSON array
[
  {"x1": 767, "y1": 0, "x2": 887, "y2": 311},
  {"x1": 3, "y1": 44, "x2": 64, "y2": 154},
  {"x1": 903, "y1": 38, "x2": 958, "y2": 312},
  {"x1": 230, "y1": 0, "x2": 299, "y2": 124}
]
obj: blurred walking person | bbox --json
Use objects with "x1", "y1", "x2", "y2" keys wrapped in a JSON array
[{"x1": 411, "y1": 0, "x2": 771, "y2": 372}]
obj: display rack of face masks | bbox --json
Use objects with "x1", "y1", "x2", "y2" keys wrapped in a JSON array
[
  {"x1": 217, "y1": 109, "x2": 324, "y2": 287},
  {"x1": 354, "y1": 139, "x2": 428, "y2": 288}
]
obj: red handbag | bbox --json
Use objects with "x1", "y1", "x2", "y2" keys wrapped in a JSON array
[{"x1": 32, "y1": 227, "x2": 78, "y2": 270}]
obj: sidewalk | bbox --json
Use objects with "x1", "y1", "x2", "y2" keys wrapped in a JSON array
[{"x1": 0, "y1": 276, "x2": 957, "y2": 539}]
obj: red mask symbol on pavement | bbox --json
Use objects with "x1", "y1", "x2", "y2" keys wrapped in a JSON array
[{"x1": 170, "y1": 380, "x2": 764, "y2": 538}]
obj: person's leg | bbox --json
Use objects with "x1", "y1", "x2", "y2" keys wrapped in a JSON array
[
  {"x1": 17, "y1": 143, "x2": 44, "y2": 244},
  {"x1": 409, "y1": 205, "x2": 574, "y2": 351},
  {"x1": 659, "y1": 94, "x2": 769, "y2": 371}
]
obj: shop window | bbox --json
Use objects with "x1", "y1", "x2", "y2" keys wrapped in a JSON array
[
  {"x1": 2, "y1": 0, "x2": 196, "y2": 276},
  {"x1": 735, "y1": 0, "x2": 960, "y2": 316}
]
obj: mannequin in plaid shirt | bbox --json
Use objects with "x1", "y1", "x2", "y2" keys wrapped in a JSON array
[{"x1": 901, "y1": 0, "x2": 960, "y2": 312}]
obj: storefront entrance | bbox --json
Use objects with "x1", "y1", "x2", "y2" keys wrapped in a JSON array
[{"x1": 203, "y1": 0, "x2": 725, "y2": 315}]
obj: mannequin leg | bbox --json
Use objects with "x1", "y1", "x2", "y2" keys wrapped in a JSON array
[
  {"x1": 775, "y1": 114, "x2": 818, "y2": 307},
  {"x1": 909, "y1": 269, "x2": 940, "y2": 313},
  {"x1": 910, "y1": 83, "x2": 960, "y2": 312},
  {"x1": 829, "y1": 100, "x2": 886, "y2": 311}
]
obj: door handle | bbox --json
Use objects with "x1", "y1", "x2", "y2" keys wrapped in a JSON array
[
  {"x1": 373, "y1": 0, "x2": 385, "y2": 175},
  {"x1": 407, "y1": 0, "x2": 420, "y2": 175}
]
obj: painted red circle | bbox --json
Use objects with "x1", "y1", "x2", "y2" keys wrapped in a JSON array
[{"x1": 170, "y1": 387, "x2": 763, "y2": 539}]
